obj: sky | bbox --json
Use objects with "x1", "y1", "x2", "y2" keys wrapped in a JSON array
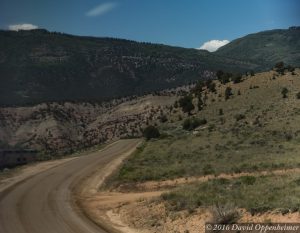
[{"x1": 0, "y1": 0, "x2": 300, "y2": 51}]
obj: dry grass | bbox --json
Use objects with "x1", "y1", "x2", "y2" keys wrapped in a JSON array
[{"x1": 112, "y1": 69, "x2": 300, "y2": 184}]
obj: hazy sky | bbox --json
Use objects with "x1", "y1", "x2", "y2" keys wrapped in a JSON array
[{"x1": 1, "y1": 0, "x2": 299, "y2": 49}]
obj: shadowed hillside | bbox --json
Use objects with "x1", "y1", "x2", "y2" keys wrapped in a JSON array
[{"x1": 0, "y1": 29, "x2": 261, "y2": 106}]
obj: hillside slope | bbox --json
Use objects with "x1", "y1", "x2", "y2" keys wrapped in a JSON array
[
  {"x1": 0, "y1": 88, "x2": 181, "y2": 155},
  {"x1": 216, "y1": 26, "x2": 300, "y2": 67},
  {"x1": 100, "y1": 68, "x2": 300, "y2": 233},
  {"x1": 0, "y1": 29, "x2": 257, "y2": 106},
  {"x1": 113, "y1": 68, "x2": 300, "y2": 183}
]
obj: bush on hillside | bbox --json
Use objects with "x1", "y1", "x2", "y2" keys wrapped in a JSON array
[
  {"x1": 216, "y1": 70, "x2": 231, "y2": 84},
  {"x1": 219, "y1": 108, "x2": 224, "y2": 115},
  {"x1": 225, "y1": 87, "x2": 233, "y2": 100},
  {"x1": 287, "y1": 65, "x2": 295, "y2": 72},
  {"x1": 179, "y1": 95, "x2": 195, "y2": 115},
  {"x1": 232, "y1": 74, "x2": 243, "y2": 84},
  {"x1": 281, "y1": 87, "x2": 288, "y2": 98},
  {"x1": 207, "y1": 81, "x2": 217, "y2": 93},
  {"x1": 275, "y1": 61, "x2": 285, "y2": 74},
  {"x1": 182, "y1": 117, "x2": 207, "y2": 131},
  {"x1": 235, "y1": 114, "x2": 246, "y2": 121},
  {"x1": 159, "y1": 115, "x2": 168, "y2": 123},
  {"x1": 212, "y1": 203, "x2": 241, "y2": 224},
  {"x1": 143, "y1": 126, "x2": 160, "y2": 140}
]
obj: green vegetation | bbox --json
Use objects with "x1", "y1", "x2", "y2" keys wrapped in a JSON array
[
  {"x1": 234, "y1": 113, "x2": 246, "y2": 121},
  {"x1": 143, "y1": 126, "x2": 160, "y2": 140},
  {"x1": 216, "y1": 27, "x2": 300, "y2": 68},
  {"x1": 232, "y1": 74, "x2": 243, "y2": 84},
  {"x1": 112, "y1": 68, "x2": 300, "y2": 184},
  {"x1": 225, "y1": 87, "x2": 233, "y2": 100},
  {"x1": 2, "y1": 27, "x2": 300, "y2": 106},
  {"x1": 281, "y1": 87, "x2": 288, "y2": 98},
  {"x1": 216, "y1": 70, "x2": 231, "y2": 84},
  {"x1": 218, "y1": 108, "x2": 224, "y2": 115},
  {"x1": 182, "y1": 117, "x2": 207, "y2": 131},
  {"x1": 275, "y1": 61, "x2": 285, "y2": 74},
  {"x1": 207, "y1": 80, "x2": 217, "y2": 93},
  {"x1": 178, "y1": 95, "x2": 194, "y2": 115},
  {"x1": 211, "y1": 203, "x2": 241, "y2": 224},
  {"x1": 114, "y1": 130, "x2": 300, "y2": 183},
  {"x1": 161, "y1": 174, "x2": 300, "y2": 214},
  {"x1": 0, "y1": 29, "x2": 259, "y2": 106}
]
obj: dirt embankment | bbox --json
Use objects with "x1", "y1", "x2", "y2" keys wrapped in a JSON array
[
  {"x1": 83, "y1": 167, "x2": 300, "y2": 233},
  {"x1": 116, "y1": 168, "x2": 300, "y2": 192}
]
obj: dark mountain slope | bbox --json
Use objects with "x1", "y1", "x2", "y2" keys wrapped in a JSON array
[
  {"x1": 0, "y1": 29, "x2": 257, "y2": 106},
  {"x1": 215, "y1": 26, "x2": 300, "y2": 67},
  {"x1": 1, "y1": 27, "x2": 299, "y2": 106}
]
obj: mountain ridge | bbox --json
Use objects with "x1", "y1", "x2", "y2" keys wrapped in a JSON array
[
  {"x1": 0, "y1": 27, "x2": 299, "y2": 106},
  {"x1": 215, "y1": 26, "x2": 300, "y2": 67}
]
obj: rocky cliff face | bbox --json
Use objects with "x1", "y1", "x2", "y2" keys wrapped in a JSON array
[{"x1": 0, "y1": 88, "x2": 184, "y2": 155}]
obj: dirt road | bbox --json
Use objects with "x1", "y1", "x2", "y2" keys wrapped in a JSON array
[{"x1": 0, "y1": 139, "x2": 140, "y2": 233}]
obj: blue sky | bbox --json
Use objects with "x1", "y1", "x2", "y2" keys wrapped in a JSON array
[{"x1": 0, "y1": 0, "x2": 299, "y2": 49}]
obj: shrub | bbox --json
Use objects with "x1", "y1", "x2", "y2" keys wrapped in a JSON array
[
  {"x1": 193, "y1": 81, "x2": 205, "y2": 96},
  {"x1": 217, "y1": 70, "x2": 232, "y2": 84},
  {"x1": 296, "y1": 92, "x2": 300, "y2": 99},
  {"x1": 235, "y1": 114, "x2": 246, "y2": 121},
  {"x1": 284, "y1": 132, "x2": 293, "y2": 141},
  {"x1": 212, "y1": 203, "x2": 241, "y2": 224},
  {"x1": 250, "y1": 206, "x2": 271, "y2": 215},
  {"x1": 281, "y1": 87, "x2": 288, "y2": 98},
  {"x1": 159, "y1": 115, "x2": 168, "y2": 123},
  {"x1": 232, "y1": 74, "x2": 243, "y2": 84},
  {"x1": 143, "y1": 126, "x2": 160, "y2": 140},
  {"x1": 174, "y1": 101, "x2": 179, "y2": 108},
  {"x1": 182, "y1": 117, "x2": 207, "y2": 131},
  {"x1": 203, "y1": 164, "x2": 214, "y2": 175},
  {"x1": 240, "y1": 176, "x2": 256, "y2": 185},
  {"x1": 275, "y1": 61, "x2": 284, "y2": 70},
  {"x1": 219, "y1": 108, "x2": 224, "y2": 115},
  {"x1": 287, "y1": 65, "x2": 295, "y2": 72},
  {"x1": 179, "y1": 95, "x2": 195, "y2": 115},
  {"x1": 275, "y1": 61, "x2": 285, "y2": 74},
  {"x1": 225, "y1": 87, "x2": 233, "y2": 100},
  {"x1": 207, "y1": 82, "x2": 217, "y2": 93},
  {"x1": 216, "y1": 70, "x2": 224, "y2": 79},
  {"x1": 208, "y1": 124, "x2": 216, "y2": 132}
]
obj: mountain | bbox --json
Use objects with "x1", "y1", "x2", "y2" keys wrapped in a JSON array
[
  {"x1": 0, "y1": 29, "x2": 257, "y2": 106},
  {"x1": 215, "y1": 26, "x2": 300, "y2": 67},
  {"x1": 1, "y1": 27, "x2": 299, "y2": 106}
]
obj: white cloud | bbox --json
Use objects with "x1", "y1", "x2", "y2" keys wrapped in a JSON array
[
  {"x1": 8, "y1": 23, "x2": 38, "y2": 31},
  {"x1": 198, "y1": 39, "x2": 230, "y2": 52},
  {"x1": 86, "y1": 2, "x2": 118, "y2": 17}
]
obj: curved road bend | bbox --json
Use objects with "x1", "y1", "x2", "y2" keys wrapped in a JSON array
[{"x1": 0, "y1": 139, "x2": 140, "y2": 233}]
